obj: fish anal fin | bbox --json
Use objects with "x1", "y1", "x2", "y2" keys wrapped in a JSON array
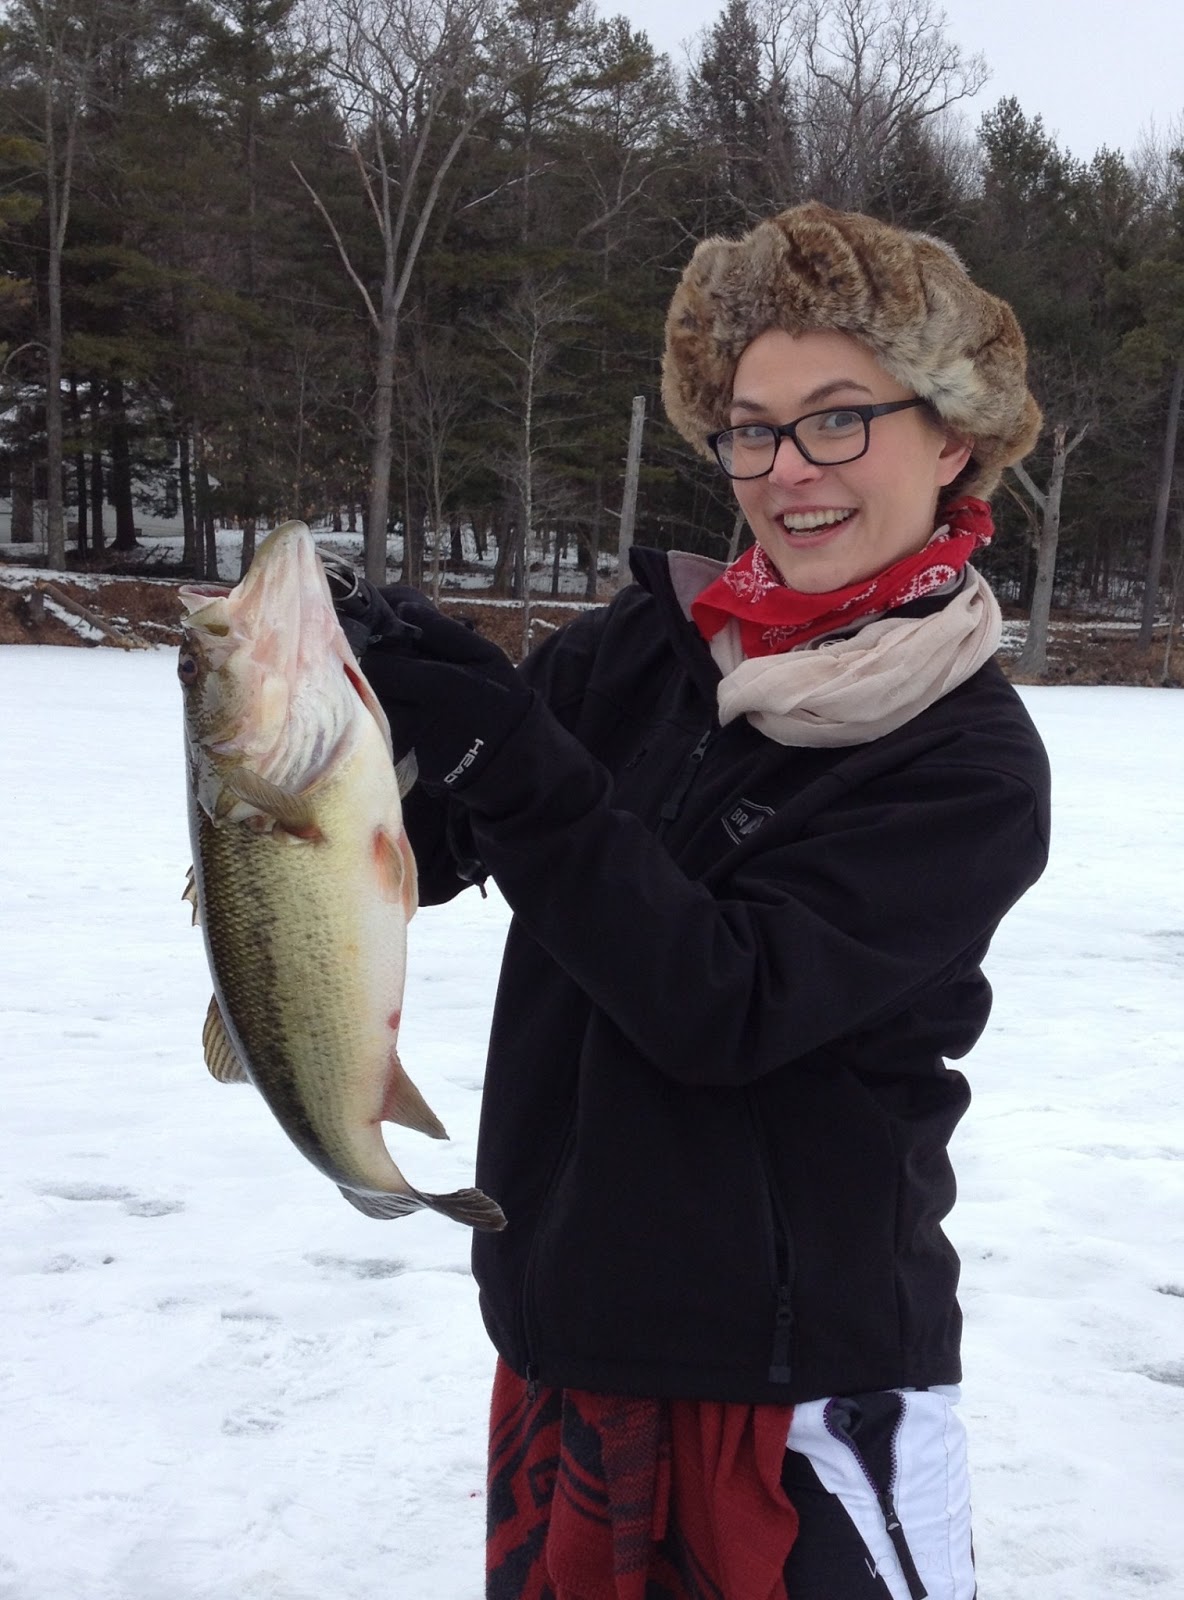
[
  {"x1": 381, "y1": 1048, "x2": 447, "y2": 1140},
  {"x1": 202, "y1": 995, "x2": 251, "y2": 1084},
  {"x1": 227, "y1": 768, "x2": 322, "y2": 840},
  {"x1": 339, "y1": 1183, "x2": 506, "y2": 1232}
]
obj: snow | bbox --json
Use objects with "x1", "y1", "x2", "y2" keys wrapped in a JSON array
[{"x1": 1, "y1": 648, "x2": 1182, "y2": 1600}]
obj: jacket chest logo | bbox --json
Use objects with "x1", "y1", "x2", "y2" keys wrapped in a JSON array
[{"x1": 723, "y1": 798, "x2": 775, "y2": 844}]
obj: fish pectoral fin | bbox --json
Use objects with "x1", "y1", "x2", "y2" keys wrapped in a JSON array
[
  {"x1": 182, "y1": 865, "x2": 201, "y2": 926},
  {"x1": 382, "y1": 1049, "x2": 448, "y2": 1140},
  {"x1": 226, "y1": 768, "x2": 323, "y2": 841},
  {"x1": 339, "y1": 1184, "x2": 507, "y2": 1232},
  {"x1": 393, "y1": 749, "x2": 418, "y2": 800},
  {"x1": 398, "y1": 828, "x2": 418, "y2": 920},
  {"x1": 373, "y1": 826, "x2": 405, "y2": 902},
  {"x1": 372, "y1": 825, "x2": 419, "y2": 919},
  {"x1": 202, "y1": 995, "x2": 251, "y2": 1084}
]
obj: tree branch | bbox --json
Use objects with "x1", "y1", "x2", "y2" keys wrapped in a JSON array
[{"x1": 290, "y1": 161, "x2": 381, "y2": 333}]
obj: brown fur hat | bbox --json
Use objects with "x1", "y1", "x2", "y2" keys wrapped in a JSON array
[{"x1": 662, "y1": 201, "x2": 1041, "y2": 499}]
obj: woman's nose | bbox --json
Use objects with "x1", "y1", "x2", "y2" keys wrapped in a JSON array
[{"x1": 767, "y1": 437, "x2": 825, "y2": 489}]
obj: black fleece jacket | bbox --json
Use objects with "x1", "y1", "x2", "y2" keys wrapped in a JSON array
[{"x1": 395, "y1": 548, "x2": 1051, "y2": 1405}]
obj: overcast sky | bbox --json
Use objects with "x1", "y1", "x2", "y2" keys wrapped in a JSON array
[{"x1": 625, "y1": 0, "x2": 1183, "y2": 167}]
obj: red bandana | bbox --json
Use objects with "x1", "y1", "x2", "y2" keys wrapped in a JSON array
[{"x1": 691, "y1": 496, "x2": 995, "y2": 657}]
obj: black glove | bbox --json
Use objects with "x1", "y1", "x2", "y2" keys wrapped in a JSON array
[
  {"x1": 360, "y1": 601, "x2": 532, "y2": 794},
  {"x1": 322, "y1": 554, "x2": 427, "y2": 657}
]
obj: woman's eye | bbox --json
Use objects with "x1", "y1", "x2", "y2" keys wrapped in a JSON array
[
  {"x1": 818, "y1": 409, "x2": 863, "y2": 432},
  {"x1": 734, "y1": 425, "x2": 773, "y2": 445}
]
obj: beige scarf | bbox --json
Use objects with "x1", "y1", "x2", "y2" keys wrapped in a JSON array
[{"x1": 704, "y1": 565, "x2": 1002, "y2": 748}]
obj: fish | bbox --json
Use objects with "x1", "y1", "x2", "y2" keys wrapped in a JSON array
[{"x1": 178, "y1": 519, "x2": 505, "y2": 1232}]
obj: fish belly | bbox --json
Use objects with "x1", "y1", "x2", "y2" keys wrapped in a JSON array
[{"x1": 192, "y1": 739, "x2": 408, "y2": 1191}]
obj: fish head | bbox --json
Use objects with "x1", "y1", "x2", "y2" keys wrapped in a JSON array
[{"x1": 179, "y1": 521, "x2": 393, "y2": 826}]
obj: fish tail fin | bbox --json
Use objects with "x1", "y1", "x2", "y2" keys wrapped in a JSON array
[{"x1": 339, "y1": 1183, "x2": 506, "y2": 1232}]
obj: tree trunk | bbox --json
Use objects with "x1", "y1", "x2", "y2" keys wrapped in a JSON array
[
  {"x1": 1014, "y1": 425, "x2": 1086, "y2": 677},
  {"x1": 365, "y1": 305, "x2": 398, "y2": 584},
  {"x1": 11, "y1": 457, "x2": 34, "y2": 542},
  {"x1": 69, "y1": 378, "x2": 87, "y2": 552},
  {"x1": 239, "y1": 516, "x2": 256, "y2": 579},
  {"x1": 90, "y1": 445, "x2": 105, "y2": 553},
  {"x1": 1139, "y1": 355, "x2": 1184, "y2": 649},
  {"x1": 45, "y1": 209, "x2": 66, "y2": 570},
  {"x1": 450, "y1": 515, "x2": 463, "y2": 568},
  {"x1": 179, "y1": 430, "x2": 197, "y2": 572},
  {"x1": 195, "y1": 425, "x2": 217, "y2": 580},
  {"x1": 109, "y1": 380, "x2": 137, "y2": 550}
]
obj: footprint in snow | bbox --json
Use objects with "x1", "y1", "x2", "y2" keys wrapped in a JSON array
[
  {"x1": 305, "y1": 1252, "x2": 407, "y2": 1280},
  {"x1": 38, "y1": 1182, "x2": 185, "y2": 1217},
  {"x1": 221, "y1": 1406, "x2": 284, "y2": 1436},
  {"x1": 1139, "y1": 1363, "x2": 1184, "y2": 1388}
]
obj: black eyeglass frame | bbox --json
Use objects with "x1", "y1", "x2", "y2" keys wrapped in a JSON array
[{"x1": 707, "y1": 398, "x2": 929, "y2": 479}]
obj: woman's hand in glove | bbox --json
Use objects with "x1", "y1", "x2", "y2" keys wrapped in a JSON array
[
  {"x1": 323, "y1": 555, "x2": 425, "y2": 658},
  {"x1": 358, "y1": 600, "x2": 533, "y2": 796}
]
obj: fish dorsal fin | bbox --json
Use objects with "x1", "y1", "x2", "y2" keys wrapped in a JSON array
[
  {"x1": 202, "y1": 995, "x2": 251, "y2": 1084},
  {"x1": 226, "y1": 768, "x2": 323, "y2": 840},
  {"x1": 182, "y1": 866, "x2": 201, "y2": 926},
  {"x1": 382, "y1": 1047, "x2": 447, "y2": 1140}
]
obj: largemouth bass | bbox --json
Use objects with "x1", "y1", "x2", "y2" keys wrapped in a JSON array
[{"x1": 178, "y1": 520, "x2": 505, "y2": 1231}]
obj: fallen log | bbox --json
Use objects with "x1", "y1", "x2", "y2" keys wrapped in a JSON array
[{"x1": 37, "y1": 580, "x2": 150, "y2": 650}]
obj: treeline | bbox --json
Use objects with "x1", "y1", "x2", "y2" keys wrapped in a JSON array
[{"x1": 1, "y1": 0, "x2": 1182, "y2": 643}]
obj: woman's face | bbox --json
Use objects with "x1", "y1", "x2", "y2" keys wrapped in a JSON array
[{"x1": 726, "y1": 328, "x2": 971, "y2": 594}]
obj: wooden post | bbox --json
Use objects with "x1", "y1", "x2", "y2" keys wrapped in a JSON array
[{"x1": 616, "y1": 395, "x2": 646, "y2": 590}]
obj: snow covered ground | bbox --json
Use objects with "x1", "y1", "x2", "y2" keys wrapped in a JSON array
[{"x1": 1, "y1": 646, "x2": 1182, "y2": 1600}]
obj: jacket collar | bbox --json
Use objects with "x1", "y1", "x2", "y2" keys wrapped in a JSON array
[{"x1": 628, "y1": 547, "x2": 724, "y2": 700}]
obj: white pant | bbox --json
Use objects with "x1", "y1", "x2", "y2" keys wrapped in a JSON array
[{"x1": 783, "y1": 1387, "x2": 975, "y2": 1600}]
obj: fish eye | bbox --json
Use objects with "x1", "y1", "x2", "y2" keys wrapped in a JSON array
[{"x1": 178, "y1": 654, "x2": 199, "y2": 686}]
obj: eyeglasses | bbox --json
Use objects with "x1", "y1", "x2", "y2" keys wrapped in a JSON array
[{"x1": 707, "y1": 399, "x2": 928, "y2": 480}]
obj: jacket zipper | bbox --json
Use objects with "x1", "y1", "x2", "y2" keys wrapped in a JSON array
[
  {"x1": 746, "y1": 1095, "x2": 796, "y2": 1386},
  {"x1": 519, "y1": 1111, "x2": 578, "y2": 1399},
  {"x1": 823, "y1": 1396, "x2": 929, "y2": 1600},
  {"x1": 655, "y1": 727, "x2": 714, "y2": 834}
]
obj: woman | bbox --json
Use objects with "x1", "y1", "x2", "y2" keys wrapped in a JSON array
[{"x1": 340, "y1": 202, "x2": 1051, "y2": 1600}]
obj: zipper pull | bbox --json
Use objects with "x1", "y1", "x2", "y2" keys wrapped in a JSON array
[
  {"x1": 526, "y1": 1362, "x2": 540, "y2": 1404},
  {"x1": 658, "y1": 730, "x2": 712, "y2": 823},
  {"x1": 768, "y1": 1284, "x2": 793, "y2": 1384},
  {"x1": 878, "y1": 1490, "x2": 928, "y2": 1599}
]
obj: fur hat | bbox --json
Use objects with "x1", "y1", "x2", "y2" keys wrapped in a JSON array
[{"x1": 661, "y1": 202, "x2": 1041, "y2": 499}]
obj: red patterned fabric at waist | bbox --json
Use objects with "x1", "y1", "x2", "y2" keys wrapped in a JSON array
[{"x1": 486, "y1": 1358, "x2": 797, "y2": 1600}]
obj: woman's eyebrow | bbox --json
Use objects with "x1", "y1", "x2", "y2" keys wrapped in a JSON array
[{"x1": 729, "y1": 378, "x2": 875, "y2": 416}]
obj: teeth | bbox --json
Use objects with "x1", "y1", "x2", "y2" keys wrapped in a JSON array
[{"x1": 781, "y1": 509, "x2": 854, "y2": 532}]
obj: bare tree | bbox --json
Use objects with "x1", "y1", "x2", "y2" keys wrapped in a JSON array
[
  {"x1": 797, "y1": 0, "x2": 987, "y2": 211},
  {"x1": 295, "y1": 0, "x2": 507, "y2": 583},
  {"x1": 1, "y1": 0, "x2": 107, "y2": 569},
  {"x1": 485, "y1": 277, "x2": 584, "y2": 649},
  {"x1": 1011, "y1": 421, "x2": 1090, "y2": 676},
  {"x1": 401, "y1": 322, "x2": 478, "y2": 596}
]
